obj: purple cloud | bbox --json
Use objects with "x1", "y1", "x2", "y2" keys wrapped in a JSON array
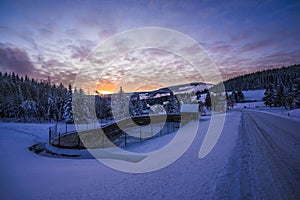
[
  {"x1": 68, "y1": 44, "x2": 91, "y2": 61},
  {"x1": 0, "y1": 43, "x2": 36, "y2": 76},
  {"x1": 239, "y1": 38, "x2": 275, "y2": 53}
]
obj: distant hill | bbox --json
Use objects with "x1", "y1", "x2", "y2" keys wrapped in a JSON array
[
  {"x1": 211, "y1": 64, "x2": 300, "y2": 92},
  {"x1": 163, "y1": 82, "x2": 213, "y2": 94},
  {"x1": 135, "y1": 82, "x2": 213, "y2": 99}
]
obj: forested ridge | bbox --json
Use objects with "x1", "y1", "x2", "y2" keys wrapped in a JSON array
[
  {"x1": 213, "y1": 64, "x2": 300, "y2": 91},
  {"x1": 1, "y1": 64, "x2": 300, "y2": 122},
  {"x1": 0, "y1": 72, "x2": 180, "y2": 122}
]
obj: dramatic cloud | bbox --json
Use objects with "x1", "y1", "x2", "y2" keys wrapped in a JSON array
[
  {"x1": 0, "y1": 43, "x2": 35, "y2": 76},
  {"x1": 0, "y1": 0, "x2": 299, "y2": 91},
  {"x1": 239, "y1": 38, "x2": 276, "y2": 53}
]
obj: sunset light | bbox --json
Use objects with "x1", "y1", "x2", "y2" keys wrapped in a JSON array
[
  {"x1": 0, "y1": 0, "x2": 299, "y2": 199},
  {"x1": 96, "y1": 81, "x2": 115, "y2": 94},
  {"x1": 97, "y1": 90, "x2": 113, "y2": 95}
]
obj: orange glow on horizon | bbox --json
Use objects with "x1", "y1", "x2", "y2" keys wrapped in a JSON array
[
  {"x1": 98, "y1": 90, "x2": 113, "y2": 95},
  {"x1": 95, "y1": 81, "x2": 173, "y2": 94},
  {"x1": 96, "y1": 81, "x2": 115, "y2": 94}
]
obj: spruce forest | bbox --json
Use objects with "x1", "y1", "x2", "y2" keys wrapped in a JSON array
[{"x1": 1, "y1": 64, "x2": 299, "y2": 122}]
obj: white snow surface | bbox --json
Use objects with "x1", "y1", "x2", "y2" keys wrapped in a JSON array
[
  {"x1": 242, "y1": 90, "x2": 265, "y2": 101},
  {"x1": 0, "y1": 112, "x2": 240, "y2": 200},
  {"x1": 0, "y1": 107, "x2": 299, "y2": 199}
]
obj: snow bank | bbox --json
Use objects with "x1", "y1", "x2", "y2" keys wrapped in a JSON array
[{"x1": 288, "y1": 109, "x2": 300, "y2": 118}]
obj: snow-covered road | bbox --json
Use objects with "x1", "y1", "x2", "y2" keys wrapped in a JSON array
[{"x1": 237, "y1": 110, "x2": 300, "y2": 199}]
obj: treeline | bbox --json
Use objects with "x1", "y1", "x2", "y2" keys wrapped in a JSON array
[
  {"x1": 212, "y1": 64, "x2": 300, "y2": 92},
  {"x1": 0, "y1": 72, "x2": 72, "y2": 122},
  {"x1": 0, "y1": 71, "x2": 113, "y2": 123},
  {"x1": 0, "y1": 72, "x2": 183, "y2": 123},
  {"x1": 263, "y1": 78, "x2": 300, "y2": 109}
]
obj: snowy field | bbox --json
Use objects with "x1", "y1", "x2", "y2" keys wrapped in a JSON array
[
  {"x1": 0, "y1": 112, "x2": 240, "y2": 199},
  {"x1": 0, "y1": 102, "x2": 299, "y2": 199}
]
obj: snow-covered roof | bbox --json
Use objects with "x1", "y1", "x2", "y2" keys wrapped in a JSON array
[{"x1": 180, "y1": 104, "x2": 199, "y2": 113}]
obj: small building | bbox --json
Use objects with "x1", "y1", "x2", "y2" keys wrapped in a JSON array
[{"x1": 180, "y1": 104, "x2": 200, "y2": 122}]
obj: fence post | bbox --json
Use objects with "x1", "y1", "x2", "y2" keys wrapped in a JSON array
[
  {"x1": 124, "y1": 132, "x2": 127, "y2": 147},
  {"x1": 102, "y1": 132, "x2": 104, "y2": 148},
  {"x1": 65, "y1": 122, "x2": 67, "y2": 133},
  {"x1": 140, "y1": 126, "x2": 142, "y2": 142},
  {"x1": 48, "y1": 127, "x2": 51, "y2": 145},
  {"x1": 160, "y1": 123, "x2": 162, "y2": 136},
  {"x1": 151, "y1": 124, "x2": 153, "y2": 138},
  {"x1": 167, "y1": 122, "x2": 169, "y2": 134},
  {"x1": 58, "y1": 132, "x2": 61, "y2": 146},
  {"x1": 78, "y1": 133, "x2": 80, "y2": 148},
  {"x1": 173, "y1": 121, "x2": 174, "y2": 132}
]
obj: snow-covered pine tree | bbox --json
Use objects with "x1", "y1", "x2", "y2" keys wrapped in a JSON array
[
  {"x1": 20, "y1": 100, "x2": 37, "y2": 121},
  {"x1": 291, "y1": 78, "x2": 300, "y2": 108},
  {"x1": 263, "y1": 84, "x2": 277, "y2": 107},
  {"x1": 73, "y1": 88, "x2": 90, "y2": 124},
  {"x1": 132, "y1": 93, "x2": 143, "y2": 116},
  {"x1": 167, "y1": 93, "x2": 179, "y2": 114},
  {"x1": 196, "y1": 91, "x2": 201, "y2": 100},
  {"x1": 205, "y1": 91, "x2": 212, "y2": 110},
  {"x1": 63, "y1": 84, "x2": 74, "y2": 123},
  {"x1": 275, "y1": 83, "x2": 288, "y2": 109},
  {"x1": 237, "y1": 91, "x2": 245, "y2": 102},
  {"x1": 226, "y1": 92, "x2": 234, "y2": 110}
]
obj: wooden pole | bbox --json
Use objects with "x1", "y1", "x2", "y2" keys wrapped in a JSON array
[
  {"x1": 58, "y1": 132, "x2": 61, "y2": 146},
  {"x1": 48, "y1": 127, "x2": 51, "y2": 145},
  {"x1": 124, "y1": 132, "x2": 127, "y2": 147},
  {"x1": 77, "y1": 133, "x2": 80, "y2": 148},
  {"x1": 167, "y1": 122, "x2": 169, "y2": 134},
  {"x1": 172, "y1": 121, "x2": 174, "y2": 132},
  {"x1": 102, "y1": 132, "x2": 104, "y2": 148},
  {"x1": 151, "y1": 124, "x2": 153, "y2": 138},
  {"x1": 140, "y1": 126, "x2": 142, "y2": 142},
  {"x1": 160, "y1": 123, "x2": 162, "y2": 136}
]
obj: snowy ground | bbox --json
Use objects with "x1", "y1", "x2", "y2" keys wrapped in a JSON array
[
  {"x1": 0, "y1": 112, "x2": 240, "y2": 199},
  {"x1": 0, "y1": 105, "x2": 299, "y2": 199}
]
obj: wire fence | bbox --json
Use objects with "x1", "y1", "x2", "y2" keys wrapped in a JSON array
[
  {"x1": 49, "y1": 114, "x2": 182, "y2": 149},
  {"x1": 121, "y1": 121, "x2": 180, "y2": 147}
]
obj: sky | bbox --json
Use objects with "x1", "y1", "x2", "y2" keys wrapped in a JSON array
[{"x1": 0, "y1": 0, "x2": 299, "y2": 93}]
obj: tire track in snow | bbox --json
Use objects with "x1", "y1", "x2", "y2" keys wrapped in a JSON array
[{"x1": 239, "y1": 110, "x2": 300, "y2": 199}]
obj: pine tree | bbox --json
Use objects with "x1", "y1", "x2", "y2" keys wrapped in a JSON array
[
  {"x1": 204, "y1": 92, "x2": 212, "y2": 110},
  {"x1": 275, "y1": 83, "x2": 288, "y2": 109},
  {"x1": 291, "y1": 78, "x2": 300, "y2": 108},
  {"x1": 73, "y1": 88, "x2": 90, "y2": 123},
  {"x1": 63, "y1": 84, "x2": 74, "y2": 123},
  {"x1": 165, "y1": 93, "x2": 179, "y2": 114},
  {"x1": 196, "y1": 91, "x2": 201, "y2": 100},
  {"x1": 237, "y1": 91, "x2": 245, "y2": 102},
  {"x1": 263, "y1": 84, "x2": 277, "y2": 107}
]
